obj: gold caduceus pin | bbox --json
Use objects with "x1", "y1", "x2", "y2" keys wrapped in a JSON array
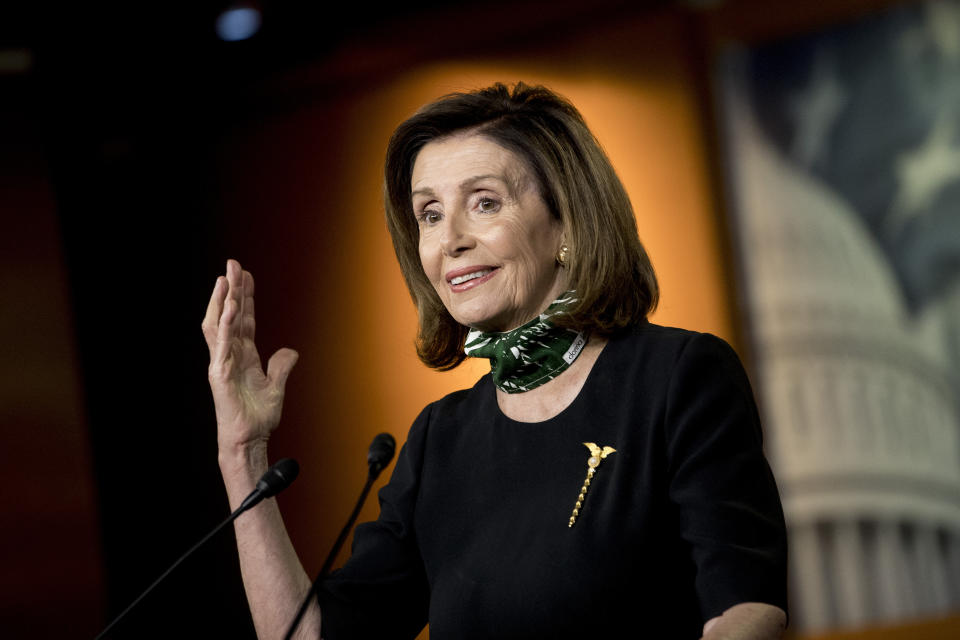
[{"x1": 568, "y1": 442, "x2": 616, "y2": 528}]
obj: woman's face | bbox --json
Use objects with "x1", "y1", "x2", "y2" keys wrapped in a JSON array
[{"x1": 411, "y1": 133, "x2": 566, "y2": 333}]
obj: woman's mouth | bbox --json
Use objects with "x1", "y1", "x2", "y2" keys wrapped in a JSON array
[
  {"x1": 450, "y1": 269, "x2": 492, "y2": 285},
  {"x1": 446, "y1": 267, "x2": 499, "y2": 291}
]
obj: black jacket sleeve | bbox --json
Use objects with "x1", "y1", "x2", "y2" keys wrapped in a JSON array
[{"x1": 664, "y1": 332, "x2": 789, "y2": 621}]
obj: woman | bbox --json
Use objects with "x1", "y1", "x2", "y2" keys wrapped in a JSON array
[{"x1": 202, "y1": 82, "x2": 788, "y2": 639}]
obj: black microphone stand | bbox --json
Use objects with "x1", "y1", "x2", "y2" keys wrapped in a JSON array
[
  {"x1": 94, "y1": 458, "x2": 299, "y2": 639},
  {"x1": 95, "y1": 508, "x2": 245, "y2": 640},
  {"x1": 282, "y1": 459, "x2": 388, "y2": 640}
]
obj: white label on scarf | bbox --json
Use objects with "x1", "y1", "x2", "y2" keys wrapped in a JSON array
[{"x1": 563, "y1": 332, "x2": 587, "y2": 364}]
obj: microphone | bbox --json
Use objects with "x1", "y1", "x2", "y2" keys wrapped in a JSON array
[
  {"x1": 367, "y1": 432, "x2": 396, "y2": 476},
  {"x1": 238, "y1": 457, "x2": 300, "y2": 513},
  {"x1": 283, "y1": 433, "x2": 396, "y2": 640},
  {"x1": 95, "y1": 458, "x2": 300, "y2": 639}
]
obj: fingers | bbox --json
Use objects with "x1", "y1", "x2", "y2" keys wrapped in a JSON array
[
  {"x1": 267, "y1": 348, "x2": 299, "y2": 392},
  {"x1": 225, "y1": 259, "x2": 244, "y2": 338},
  {"x1": 241, "y1": 269, "x2": 256, "y2": 342},
  {"x1": 206, "y1": 259, "x2": 244, "y2": 373},
  {"x1": 211, "y1": 285, "x2": 240, "y2": 375},
  {"x1": 203, "y1": 260, "x2": 268, "y2": 380},
  {"x1": 201, "y1": 260, "x2": 240, "y2": 351},
  {"x1": 201, "y1": 276, "x2": 228, "y2": 353}
]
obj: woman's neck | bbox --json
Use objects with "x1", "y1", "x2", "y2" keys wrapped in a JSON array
[{"x1": 495, "y1": 335, "x2": 608, "y2": 423}]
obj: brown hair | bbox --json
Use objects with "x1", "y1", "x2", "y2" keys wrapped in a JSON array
[{"x1": 385, "y1": 82, "x2": 658, "y2": 370}]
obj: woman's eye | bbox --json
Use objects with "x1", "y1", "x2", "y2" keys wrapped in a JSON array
[
  {"x1": 419, "y1": 210, "x2": 442, "y2": 225},
  {"x1": 478, "y1": 198, "x2": 499, "y2": 213}
]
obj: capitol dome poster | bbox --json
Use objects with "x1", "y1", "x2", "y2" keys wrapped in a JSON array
[{"x1": 716, "y1": 0, "x2": 960, "y2": 633}]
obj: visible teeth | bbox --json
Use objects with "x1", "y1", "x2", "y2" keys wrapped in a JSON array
[{"x1": 451, "y1": 269, "x2": 491, "y2": 285}]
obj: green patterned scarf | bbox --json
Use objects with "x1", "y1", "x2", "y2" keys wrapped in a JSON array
[{"x1": 463, "y1": 293, "x2": 588, "y2": 393}]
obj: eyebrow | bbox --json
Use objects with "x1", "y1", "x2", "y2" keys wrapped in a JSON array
[{"x1": 411, "y1": 174, "x2": 512, "y2": 200}]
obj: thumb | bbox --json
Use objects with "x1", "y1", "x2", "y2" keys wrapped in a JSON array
[{"x1": 267, "y1": 348, "x2": 299, "y2": 392}]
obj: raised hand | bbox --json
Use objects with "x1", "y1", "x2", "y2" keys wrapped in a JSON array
[
  {"x1": 201, "y1": 261, "x2": 320, "y2": 638},
  {"x1": 202, "y1": 259, "x2": 299, "y2": 462}
]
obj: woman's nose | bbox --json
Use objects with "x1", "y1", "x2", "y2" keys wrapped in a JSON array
[{"x1": 439, "y1": 211, "x2": 475, "y2": 256}]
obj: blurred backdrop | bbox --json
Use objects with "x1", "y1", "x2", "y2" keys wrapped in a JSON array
[{"x1": 1, "y1": 0, "x2": 958, "y2": 638}]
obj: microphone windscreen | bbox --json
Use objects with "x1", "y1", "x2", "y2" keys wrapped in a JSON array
[
  {"x1": 258, "y1": 458, "x2": 300, "y2": 498},
  {"x1": 367, "y1": 433, "x2": 396, "y2": 469}
]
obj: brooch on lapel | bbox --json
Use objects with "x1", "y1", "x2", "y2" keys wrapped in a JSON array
[{"x1": 568, "y1": 442, "x2": 616, "y2": 528}]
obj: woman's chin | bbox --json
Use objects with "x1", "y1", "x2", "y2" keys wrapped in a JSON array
[
  {"x1": 454, "y1": 312, "x2": 508, "y2": 334},
  {"x1": 459, "y1": 313, "x2": 529, "y2": 334},
  {"x1": 446, "y1": 294, "x2": 542, "y2": 333}
]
